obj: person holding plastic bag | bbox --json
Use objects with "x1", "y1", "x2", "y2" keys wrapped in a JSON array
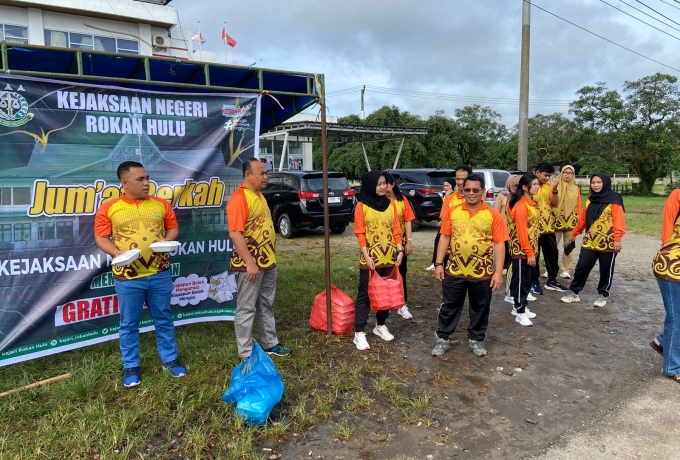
[
  {"x1": 385, "y1": 171, "x2": 415, "y2": 320},
  {"x1": 432, "y1": 174, "x2": 508, "y2": 357},
  {"x1": 353, "y1": 170, "x2": 403, "y2": 351}
]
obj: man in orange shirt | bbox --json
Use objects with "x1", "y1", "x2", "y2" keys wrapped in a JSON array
[
  {"x1": 227, "y1": 158, "x2": 291, "y2": 359},
  {"x1": 94, "y1": 161, "x2": 185, "y2": 388},
  {"x1": 432, "y1": 173, "x2": 508, "y2": 357}
]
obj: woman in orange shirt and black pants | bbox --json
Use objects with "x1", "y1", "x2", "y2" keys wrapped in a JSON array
[
  {"x1": 561, "y1": 173, "x2": 625, "y2": 308},
  {"x1": 352, "y1": 170, "x2": 404, "y2": 351}
]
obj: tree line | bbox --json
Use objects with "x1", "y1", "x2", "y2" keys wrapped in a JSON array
[{"x1": 312, "y1": 73, "x2": 680, "y2": 194}]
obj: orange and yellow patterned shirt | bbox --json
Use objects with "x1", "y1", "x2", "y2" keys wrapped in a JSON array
[
  {"x1": 227, "y1": 185, "x2": 277, "y2": 271},
  {"x1": 571, "y1": 201, "x2": 625, "y2": 252},
  {"x1": 653, "y1": 189, "x2": 680, "y2": 282},
  {"x1": 392, "y1": 196, "x2": 416, "y2": 237},
  {"x1": 439, "y1": 201, "x2": 508, "y2": 279},
  {"x1": 508, "y1": 197, "x2": 539, "y2": 259},
  {"x1": 94, "y1": 195, "x2": 178, "y2": 281},
  {"x1": 354, "y1": 202, "x2": 402, "y2": 269},
  {"x1": 536, "y1": 183, "x2": 556, "y2": 235},
  {"x1": 441, "y1": 190, "x2": 464, "y2": 218}
]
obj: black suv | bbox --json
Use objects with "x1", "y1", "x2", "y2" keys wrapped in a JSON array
[
  {"x1": 262, "y1": 171, "x2": 356, "y2": 239},
  {"x1": 388, "y1": 169, "x2": 455, "y2": 229}
]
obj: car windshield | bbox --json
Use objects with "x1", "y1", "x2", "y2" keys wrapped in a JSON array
[
  {"x1": 426, "y1": 173, "x2": 455, "y2": 186},
  {"x1": 305, "y1": 177, "x2": 349, "y2": 191}
]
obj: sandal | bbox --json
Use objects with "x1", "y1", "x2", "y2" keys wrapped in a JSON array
[
  {"x1": 667, "y1": 374, "x2": 680, "y2": 384},
  {"x1": 650, "y1": 339, "x2": 663, "y2": 356}
]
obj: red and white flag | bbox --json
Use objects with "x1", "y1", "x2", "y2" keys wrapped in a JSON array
[
  {"x1": 221, "y1": 27, "x2": 237, "y2": 48},
  {"x1": 191, "y1": 31, "x2": 206, "y2": 45}
]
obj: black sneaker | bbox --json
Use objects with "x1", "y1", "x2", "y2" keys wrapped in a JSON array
[
  {"x1": 531, "y1": 282, "x2": 544, "y2": 295},
  {"x1": 545, "y1": 280, "x2": 570, "y2": 292}
]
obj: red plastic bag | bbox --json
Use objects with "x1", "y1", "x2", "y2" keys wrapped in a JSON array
[
  {"x1": 368, "y1": 267, "x2": 405, "y2": 310},
  {"x1": 309, "y1": 285, "x2": 355, "y2": 335}
]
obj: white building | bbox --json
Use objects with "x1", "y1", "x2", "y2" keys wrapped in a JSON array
[{"x1": 0, "y1": 0, "x2": 219, "y2": 62}]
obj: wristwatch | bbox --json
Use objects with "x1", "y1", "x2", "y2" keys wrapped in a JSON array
[{"x1": 434, "y1": 262, "x2": 444, "y2": 267}]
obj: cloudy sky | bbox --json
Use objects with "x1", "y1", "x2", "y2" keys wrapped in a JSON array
[{"x1": 171, "y1": 0, "x2": 680, "y2": 125}]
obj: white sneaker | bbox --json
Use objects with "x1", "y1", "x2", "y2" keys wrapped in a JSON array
[
  {"x1": 353, "y1": 332, "x2": 370, "y2": 350},
  {"x1": 397, "y1": 305, "x2": 413, "y2": 320},
  {"x1": 505, "y1": 294, "x2": 536, "y2": 304},
  {"x1": 593, "y1": 294, "x2": 607, "y2": 307},
  {"x1": 512, "y1": 307, "x2": 536, "y2": 319},
  {"x1": 515, "y1": 313, "x2": 533, "y2": 327},
  {"x1": 561, "y1": 292, "x2": 580, "y2": 303},
  {"x1": 372, "y1": 325, "x2": 395, "y2": 341},
  {"x1": 541, "y1": 271, "x2": 549, "y2": 278},
  {"x1": 560, "y1": 272, "x2": 572, "y2": 280},
  {"x1": 425, "y1": 264, "x2": 435, "y2": 271}
]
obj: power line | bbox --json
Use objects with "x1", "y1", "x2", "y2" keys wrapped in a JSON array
[
  {"x1": 634, "y1": 0, "x2": 680, "y2": 28},
  {"x1": 615, "y1": 0, "x2": 680, "y2": 33},
  {"x1": 525, "y1": 0, "x2": 680, "y2": 73},
  {"x1": 599, "y1": 0, "x2": 680, "y2": 40},
  {"x1": 658, "y1": 0, "x2": 680, "y2": 11},
  {"x1": 325, "y1": 85, "x2": 572, "y2": 107}
]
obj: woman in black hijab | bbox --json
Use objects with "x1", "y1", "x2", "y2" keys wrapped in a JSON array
[
  {"x1": 561, "y1": 173, "x2": 626, "y2": 308},
  {"x1": 352, "y1": 170, "x2": 404, "y2": 351}
]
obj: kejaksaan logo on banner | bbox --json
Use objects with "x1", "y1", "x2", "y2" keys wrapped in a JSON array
[{"x1": 0, "y1": 84, "x2": 34, "y2": 127}]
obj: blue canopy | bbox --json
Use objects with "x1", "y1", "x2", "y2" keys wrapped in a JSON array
[{"x1": 0, "y1": 44, "x2": 321, "y2": 132}]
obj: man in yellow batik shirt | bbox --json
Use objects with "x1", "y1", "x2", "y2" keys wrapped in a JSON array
[{"x1": 227, "y1": 158, "x2": 291, "y2": 359}]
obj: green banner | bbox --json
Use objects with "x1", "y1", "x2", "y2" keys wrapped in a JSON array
[{"x1": 0, "y1": 75, "x2": 260, "y2": 365}]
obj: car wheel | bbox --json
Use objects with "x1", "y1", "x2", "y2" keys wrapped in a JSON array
[
  {"x1": 278, "y1": 214, "x2": 297, "y2": 239},
  {"x1": 330, "y1": 224, "x2": 347, "y2": 235},
  {"x1": 410, "y1": 219, "x2": 420, "y2": 232}
]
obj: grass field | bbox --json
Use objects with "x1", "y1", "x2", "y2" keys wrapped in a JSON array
[
  {"x1": 621, "y1": 195, "x2": 667, "y2": 237},
  {"x1": 0, "y1": 241, "x2": 436, "y2": 460}
]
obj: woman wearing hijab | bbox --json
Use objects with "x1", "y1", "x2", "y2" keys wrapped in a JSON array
[
  {"x1": 385, "y1": 172, "x2": 415, "y2": 320},
  {"x1": 650, "y1": 188, "x2": 680, "y2": 384},
  {"x1": 353, "y1": 171, "x2": 404, "y2": 351},
  {"x1": 426, "y1": 177, "x2": 455, "y2": 271},
  {"x1": 552, "y1": 165, "x2": 581, "y2": 280},
  {"x1": 561, "y1": 173, "x2": 625, "y2": 308}
]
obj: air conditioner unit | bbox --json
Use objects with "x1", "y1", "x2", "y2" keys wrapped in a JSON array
[{"x1": 152, "y1": 35, "x2": 169, "y2": 50}]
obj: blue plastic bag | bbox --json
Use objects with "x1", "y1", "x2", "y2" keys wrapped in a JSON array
[{"x1": 221, "y1": 341, "x2": 284, "y2": 426}]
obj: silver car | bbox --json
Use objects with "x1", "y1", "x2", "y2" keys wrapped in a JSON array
[{"x1": 472, "y1": 169, "x2": 511, "y2": 208}]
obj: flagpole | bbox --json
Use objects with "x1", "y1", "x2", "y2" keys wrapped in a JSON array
[
  {"x1": 197, "y1": 21, "x2": 202, "y2": 61},
  {"x1": 223, "y1": 22, "x2": 228, "y2": 64}
]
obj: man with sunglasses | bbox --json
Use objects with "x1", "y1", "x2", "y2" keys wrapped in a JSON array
[{"x1": 432, "y1": 174, "x2": 508, "y2": 358}]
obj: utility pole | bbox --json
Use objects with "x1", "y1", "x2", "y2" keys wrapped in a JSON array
[
  {"x1": 518, "y1": 0, "x2": 530, "y2": 172},
  {"x1": 361, "y1": 85, "x2": 366, "y2": 120}
]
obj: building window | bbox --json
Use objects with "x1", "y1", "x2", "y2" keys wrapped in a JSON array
[
  {"x1": 56, "y1": 221, "x2": 73, "y2": 239},
  {"x1": 196, "y1": 210, "x2": 222, "y2": 225},
  {"x1": 1, "y1": 24, "x2": 28, "y2": 44},
  {"x1": 14, "y1": 223, "x2": 31, "y2": 242},
  {"x1": 0, "y1": 224, "x2": 11, "y2": 242},
  {"x1": 37, "y1": 222, "x2": 56, "y2": 240},
  {"x1": 0, "y1": 187, "x2": 31, "y2": 205},
  {"x1": 44, "y1": 30, "x2": 139, "y2": 54}
]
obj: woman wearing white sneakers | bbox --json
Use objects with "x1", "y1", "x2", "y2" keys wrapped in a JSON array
[
  {"x1": 352, "y1": 170, "x2": 404, "y2": 350},
  {"x1": 552, "y1": 165, "x2": 581, "y2": 280},
  {"x1": 507, "y1": 174, "x2": 541, "y2": 326}
]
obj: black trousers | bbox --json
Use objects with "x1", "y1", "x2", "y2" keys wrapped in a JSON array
[
  {"x1": 569, "y1": 249, "x2": 617, "y2": 297},
  {"x1": 532, "y1": 233, "x2": 559, "y2": 282},
  {"x1": 399, "y1": 255, "x2": 408, "y2": 303},
  {"x1": 503, "y1": 241, "x2": 512, "y2": 270},
  {"x1": 510, "y1": 258, "x2": 533, "y2": 313},
  {"x1": 355, "y1": 266, "x2": 391, "y2": 332},
  {"x1": 436, "y1": 276, "x2": 492, "y2": 342}
]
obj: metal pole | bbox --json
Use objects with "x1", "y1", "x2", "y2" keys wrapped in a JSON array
[
  {"x1": 278, "y1": 131, "x2": 289, "y2": 171},
  {"x1": 318, "y1": 76, "x2": 333, "y2": 336},
  {"x1": 518, "y1": 0, "x2": 531, "y2": 172},
  {"x1": 392, "y1": 137, "x2": 405, "y2": 170},
  {"x1": 361, "y1": 143, "x2": 371, "y2": 171},
  {"x1": 361, "y1": 85, "x2": 365, "y2": 120}
]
